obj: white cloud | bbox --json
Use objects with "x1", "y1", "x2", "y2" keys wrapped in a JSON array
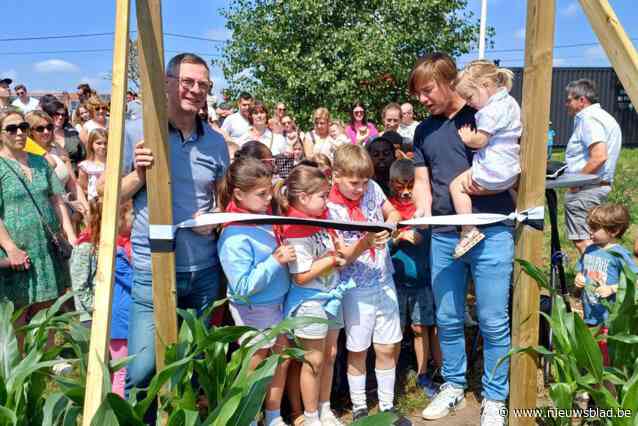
[
  {"x1": 514, "y1": 28, "x2": 526, "y2": 41},
  {"x1": 34, "y1": 59, "x2": 79, "y2": 73},
  {"x1": 0, "y1": 69, "x2": 18, "y2": 81},
  {"x1": 205, "y1": 27, "x2": 231, "y2": 41},
  {"x1": 561, "y1": 2, "x2": 580, "y2": 17}
]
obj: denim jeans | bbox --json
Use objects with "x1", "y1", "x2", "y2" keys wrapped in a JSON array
[
  {"x1": 430, "y1": 226, "x2": 513, "y2": 401},
  {"x1": 125, "y1": 265, "x2": 221, "y2": 394}
]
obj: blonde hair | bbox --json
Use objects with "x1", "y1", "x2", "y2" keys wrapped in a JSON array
[
  {"x1": 408, "y1": 52, "x2": 458, "y2": 95},
  {"x1": 333, "y1": 144, "x2": 374, "y2": 179},
  {"x1": 26, "y1": 111, "x2": 53, "y2": 146},
  {"x1": 85, "y1": 95, "x2": 109, "y2": 116},
  {"x1": 87, "y1": 128, "x2": 108, "y2": 160},
  {"x1": 313, "y1": 107, "x2": 331, "y2": 123},
  {"x1": 587, "y1": 203, "x2": 630, "y2": 238},
  {"x1": 454, "y1": 60, "x2": 514, "y2": 99}
]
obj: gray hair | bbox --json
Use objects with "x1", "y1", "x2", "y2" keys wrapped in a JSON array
[
  {"x1": 565, "y1": 79, "x2": 599, "y2": 104},
  {"x1": 166, "y1": 53, "x2": 209, "y2": 77}
]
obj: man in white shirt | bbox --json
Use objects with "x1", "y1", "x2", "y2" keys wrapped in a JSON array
[
  {"x1": 11, "y1": 84, "x2": 40, "y2": 113},
  {"x1": 398, "y1": 102, "x2": 420, "y2": 146},
  {"x1": 220, "y1": 91, "x2": 253, "y2": 143},
  {"x1": 564, "y1": 79, "x2": 622, "y2": 254}
]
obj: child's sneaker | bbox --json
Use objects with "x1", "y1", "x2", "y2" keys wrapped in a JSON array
[
  {"x1": 417, "y1": 373, "x2": 440, "y2": 399},
  {"x1": 421, "y1": 382, "x2": 465, "y2": 420},
  {"x1": 381, "y1": 408, "x2": 412, "y2": 426},
  {"x1": 319, "y1": 409, "x2": 343, "y2": 426},
  {"x1": 352, "y1": 408, "x2": 368, "y2": 421}
]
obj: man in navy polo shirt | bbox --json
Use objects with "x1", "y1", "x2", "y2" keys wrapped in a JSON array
[
  {"x1": 120, "y1": 53, "x2": 230, "y2": 400},
  {"x1": 409, "y1": 53, "x2": 514, "y2": 426}
]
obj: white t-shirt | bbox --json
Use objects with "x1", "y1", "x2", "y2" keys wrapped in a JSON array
[
  {"x1": 11, "y1": 97, "x2": 40, "y2": 113},
  {"x1": 310, "y1": 131, "x2": 345, "y2": 160},
  {"x1": 83, "y1": 119, "x2": 108, "y2": 135},
  {"x1": 285, "y1": 230, "x2": 339, "y2": 291},
  {"x1": 237, "y1": 128, "x2": 287, "y2": 155},
  {"x1": 221, "y1": 112, "x2": 250, "y2": 141},
  {"x1": 398, "y1": 121, "x2": 419, "y2": 143},
  {"x1": 471, "y1": 88, "x2": 522, "y2": 191},
  {"x1": 327, "y1": 180, "x2": 394, "y2": 289}
]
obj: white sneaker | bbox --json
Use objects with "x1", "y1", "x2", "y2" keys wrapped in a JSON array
[
  {"x1": 421, "y1": 382, "x2": 465, "y2": 420},
  {"x1": 270, "y1": 417, "x2": 289, "y2": 426},
  {"x1": 52, "y1": 360, "x2": 73, "y2": 376},
  {"x1": 480, "y1": 399, "x2": 506, "y2": 426},
  {"x1": 320, "y1": 409, "x2": 344, "y2": 426}
]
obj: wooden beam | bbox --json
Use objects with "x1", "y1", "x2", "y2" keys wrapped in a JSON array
[
  {"x1": 509, "y1": 1, "x2": 555, "y2": 425},
  {"x1": 136, "y1": 0, "x2": 178, "y2": 372},
  {"x1": 81, "y1": 0, "x2": 130, "y2": 423},
  {"x1": 579, "y1": 0, "x2": 638, "y2": 108}
]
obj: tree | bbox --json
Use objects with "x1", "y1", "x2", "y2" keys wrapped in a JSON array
[
  {"x1": 217, "y1": 0, "x2": 484, "y2": 128},
  {"x1": 104, "y1": 38, "x2": 140, "y2": 91}
]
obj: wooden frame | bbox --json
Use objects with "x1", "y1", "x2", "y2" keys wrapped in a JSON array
[{"x1": 81, "y1": 0, "x2": 638, "y2": 423}]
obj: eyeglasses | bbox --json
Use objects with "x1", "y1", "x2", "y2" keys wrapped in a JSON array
[
  {"x1": 96, "y1": 106, "x2": 109, "y2": 112},
  {"x1": 16, "y1": 91, "x2": 25, "y2": 96},
  {"x1": 168, "y1": 75, "x2": 212, "y2": 92},
  {"x1": 2, "y1": 122, "x2": 30, "y2": 135},
  {"x1": 277, "y1": 107, "x2": 286, "y2": 111},
  {"x1": 33, "y1": 124, "x2": 54, "y2": 133},
  {"x1": 53, "y1": 111, "x2": 67, "y2": 118},
  {"x1": 353, "y1": 109, "x2": 365, "y2": 114}
]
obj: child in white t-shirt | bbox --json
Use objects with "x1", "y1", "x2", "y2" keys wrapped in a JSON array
[{"x1": 449, "y1": 59, "x2": 522, "y2": 258}]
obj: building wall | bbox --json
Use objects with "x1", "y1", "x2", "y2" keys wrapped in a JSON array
[{"x1": 509, "y1": 67, "x2": 638, "y2": 147}]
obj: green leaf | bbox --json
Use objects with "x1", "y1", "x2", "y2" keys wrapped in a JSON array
[
  {"x1": 571, "y1": 314, "x2": 603, "y2": 382},
  {"x1": 91, "y1": 393, "x2": 145, "y2": 426},
  {"x1": 621, "y1": 370, "x2": 638, "y2": 413},
  {"x1": 42, "y1": 392, "x2": 67, "y2": 426},
  {"x1": 350, "y1": 411, "x2": 398, "y2": 425},
  {"x1": 0, "y1": 405, "x2": 17, "y2": 426},
  {"x1": 0, "y1": 301, "x2": 19, "y2": 383},
  {"x1": 549, "y1": 383, "x2": 572, "y2": 410}
]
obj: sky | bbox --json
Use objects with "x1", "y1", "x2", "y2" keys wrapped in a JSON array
[{"x1": 1, "y1": 0, "x2": 636, "y2": 97}]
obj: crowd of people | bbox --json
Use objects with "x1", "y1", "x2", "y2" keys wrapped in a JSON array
[{"x1": 0, "y1": 48, "x2": 636, "y2": 426}]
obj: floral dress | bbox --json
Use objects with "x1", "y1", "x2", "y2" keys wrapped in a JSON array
[{"x1": 0, "y1": 154, "x2": 70, "y2": 307}]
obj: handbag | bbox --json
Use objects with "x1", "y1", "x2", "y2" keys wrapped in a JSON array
[{"x1": 0, "y1": 157, "x2": 74, "y2": 261}]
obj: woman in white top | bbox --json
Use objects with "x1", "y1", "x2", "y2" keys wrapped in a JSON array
[
  {"x1": 26, "y1": 111, "x2": 89, "y2": 219},
  {"x1": 305, "y1": 107, "x2": 343, "y2": 161},
  {"x1": 237, "y1": 101, "x2": 287, "y2": 156},
  {"x1": 79, "y1": 96, "x2": 109, "y2": 145}
]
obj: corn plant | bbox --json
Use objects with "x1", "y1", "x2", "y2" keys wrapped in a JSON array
[
  {"x1": 0, "y1": 293, "x2": 88, "y2": 426},
  {"x1": 508, "y1": 259, "x2": 638, "y2": 426}
]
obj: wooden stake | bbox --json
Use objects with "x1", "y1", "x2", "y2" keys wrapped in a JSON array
[
  {"x1": 81, "y1": 0, "x2": 130, "y2": 423},
  {"x1": 509, "y1": 1, "x2": 555, "y2": 424},
  {"x1": 136, "y1": 0, "x2": 178, "y2": 372},
  {"x1": 579, "y1": 0, "x2": 638, "y2": 108}
]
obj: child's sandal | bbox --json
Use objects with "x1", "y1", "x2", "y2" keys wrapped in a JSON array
[{"x1": 453, "y1": 228, "x2": 485, "y2": 259}]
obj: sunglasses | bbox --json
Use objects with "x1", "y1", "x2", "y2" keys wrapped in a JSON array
[
  {"x1": 53, "y1": 111, "x2": 67, "y2": 118},
  {"x1": 2, "y1": 122, "x2": 30, "y2": 135},
  {"x1": 96, "y1": 106, "x2": 109, "y2": 112},
  {"x1": 33, "y1": 124, "x2": 54, "y2": 133}
]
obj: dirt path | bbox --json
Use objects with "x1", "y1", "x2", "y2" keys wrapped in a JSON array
[{"x1": 404, "y1": 393, "x2": 482, "y2": 425}]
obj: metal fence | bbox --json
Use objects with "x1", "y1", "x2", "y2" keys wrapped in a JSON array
[{"x1": 509, "y1": 67, "x2": 638, "y2": 147}]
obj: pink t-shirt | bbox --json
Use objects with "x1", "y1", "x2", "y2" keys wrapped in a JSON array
[{"x1": 345, "y1": 122, "x2": 379, "y2": 144}]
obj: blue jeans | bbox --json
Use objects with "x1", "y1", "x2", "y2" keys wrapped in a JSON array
[
  {"x1": 430, "y1": 226, "x2": 513, "y2": 401},
  {"x1": 125, "y1": 265, "x2": 221, "y2": 394}
]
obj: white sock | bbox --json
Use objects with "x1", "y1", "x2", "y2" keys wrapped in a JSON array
[
  {"x1": 375, "y1": 367, "x2": 396, "y2": 411},
  {"x1": 265, "y1": 409, "x2": 281, "y2": 426},
  {"x1": 304, "y1": 410, "x2": 320, "y2": 425},
  {"x1": 347, "y1": 373, "x2": 367, "y2": 411},
  {"x1": 319, "y1": 400, "x2": 332, "y2": 417}
]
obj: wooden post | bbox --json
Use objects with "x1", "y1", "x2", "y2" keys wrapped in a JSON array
[
  {"x1": 509, "y1": 1, "x2": 555, "y2": 425},
  {"x1": 81, "y1": 0, "x2": 130, "y2": 423},
  {"x1": 579, "y1": 0, "x2": 638, "y2": 107},
  {"x1": 136, "y1": 0, "x2": 178, "y2": 372}
]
